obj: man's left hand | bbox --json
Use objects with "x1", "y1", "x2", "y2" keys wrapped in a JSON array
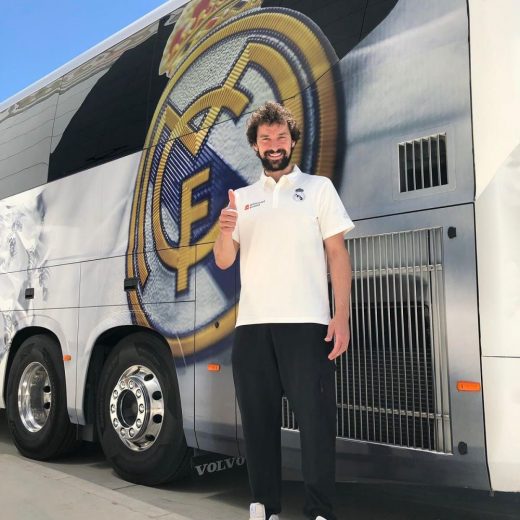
[{"x1": 324, "y1": 316, "x2": 350, "y2": 360}]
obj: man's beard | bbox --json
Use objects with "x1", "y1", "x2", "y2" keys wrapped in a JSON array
[{"x1": 257, "y1": 148, "x2": 292, "y2": 172}]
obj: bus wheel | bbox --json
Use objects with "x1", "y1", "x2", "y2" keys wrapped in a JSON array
[
  {"x1": 96, "y1": 333, "x2": 190, "y2": 485},
  {"x1": 6, "y1": 334, "x2": 78, "y2": 459}
]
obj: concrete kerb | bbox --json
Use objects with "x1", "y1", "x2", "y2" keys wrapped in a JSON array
[{"x1": 0, "y1": 454, "x2": 194, "y2": 520}]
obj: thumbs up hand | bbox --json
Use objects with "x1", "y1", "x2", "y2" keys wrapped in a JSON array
[
  {"x1": 219, "y1": 189, "x2": 238, "y2": 236},
  {"x1": 228, "y1": 189, "x2": 237, "y2": 210}
]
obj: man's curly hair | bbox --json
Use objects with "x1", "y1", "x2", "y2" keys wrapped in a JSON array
[{"x1": 246, "y1": 101, "x2": 301, "y2": 146}]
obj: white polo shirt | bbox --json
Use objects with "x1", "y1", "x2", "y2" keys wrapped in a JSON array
[{"x1": 232, "y1": 166, "x2": 354, "y2": 327}]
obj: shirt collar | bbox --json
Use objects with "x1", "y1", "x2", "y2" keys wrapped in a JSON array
[{"x1": 260, "y1": 165, "x2": 301, "y2": 187}]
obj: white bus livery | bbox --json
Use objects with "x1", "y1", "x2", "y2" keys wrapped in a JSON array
[{"x1": 0, "y1": 0, "x2": 519, "y2": 492}]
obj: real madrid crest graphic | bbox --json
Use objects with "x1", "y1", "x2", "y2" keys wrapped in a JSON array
[
  {"x1": 126, "y1": 0, "x2": 343, "y2": 360},
  {"x1": 293, "y1": 188, "x2": 305, "y2": 202}
]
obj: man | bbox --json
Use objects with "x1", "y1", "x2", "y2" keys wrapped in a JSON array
[{"x1": 213, "y1": 101, "x2": 354, "y2": 520}]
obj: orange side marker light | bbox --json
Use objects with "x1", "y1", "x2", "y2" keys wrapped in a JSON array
[
  {"x1": 207, "y1": 363, "x2": 221, "y2": 372},
  {"x1": 457, "y1": 381, "x2": 481, "y2": 392},
  {"x1": 63, "y1": 355, "x2": 72, "y2": 362}
]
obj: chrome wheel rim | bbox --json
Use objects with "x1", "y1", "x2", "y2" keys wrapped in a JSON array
[
  {"x1": 109, "y1": 365, "x2": 164, "y2": 452},
  {"x1": 18, "y1": 362, "x2": 52, "y2": 432}
]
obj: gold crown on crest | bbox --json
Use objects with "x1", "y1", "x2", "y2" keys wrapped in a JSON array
[{"x1": 159, "y1": 0, "x2": 262, "y2": 78}]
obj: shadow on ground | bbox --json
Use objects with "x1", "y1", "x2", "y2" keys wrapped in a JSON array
[{"x1": 1, "y1": 410, "x2": 519, "y2": 519}]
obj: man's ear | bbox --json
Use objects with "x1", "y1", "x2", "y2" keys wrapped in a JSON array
[
  {"x1": 252, "y1": 143, "x2": 259, "y2": 152},
  {"x1": 291, "y1": 141, "x2": 296, "y2": 148}
]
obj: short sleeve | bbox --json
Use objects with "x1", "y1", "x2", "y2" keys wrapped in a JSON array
[{"x1": 318, "y1": 178, "x2": 355, "y2": 239}]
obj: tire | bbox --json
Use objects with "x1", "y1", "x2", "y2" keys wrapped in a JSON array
[
  {"x1": 96, "y1": 332, "x2": 190, "y2": 485},
  {"x1": 6, "y1": 334, "x2": 78, "y2": 460}
]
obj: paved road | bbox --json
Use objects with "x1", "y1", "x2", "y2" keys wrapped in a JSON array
[{"x1": 0, "y1": 410, "x2": 519, "y2": 519}]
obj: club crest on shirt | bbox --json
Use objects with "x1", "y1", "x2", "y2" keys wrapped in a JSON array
[
  {"x1": 125, "y1": 0, "x2": 343, "y2": 361},
  {"x1": 293, "y1": 188, "x2": 305, "y2": 202}
]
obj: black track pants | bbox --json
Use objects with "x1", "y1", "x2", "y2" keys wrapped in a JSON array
[{"x1": 232, "y1": 323, "x2": 337, "y2": 520}]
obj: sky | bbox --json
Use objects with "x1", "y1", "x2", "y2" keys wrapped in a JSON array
[{"x1": 0, "y1": 0, "x2": 170, "y2": 104}]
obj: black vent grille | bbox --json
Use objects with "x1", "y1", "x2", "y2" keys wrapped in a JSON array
[
  {"x1": 282, "y1": 228, "x2": 451, "y2": 453},
  {"x1": 338, "y1": 301, "x2": 434, "y2": 449},
  {"x1": 399, "y1": 134, "x2": 447, "y2": 193}
]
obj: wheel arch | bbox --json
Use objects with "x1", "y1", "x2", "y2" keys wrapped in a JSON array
[
  {"x1": 81, "y1": 325, "x2": 175, "y2": 427},
  {"x1": 3, "y1": 327, "x2": 63, "y2": 405}
]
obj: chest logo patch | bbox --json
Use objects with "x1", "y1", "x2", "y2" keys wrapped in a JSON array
[
  {"x1": 245, "y1": 200, "x2": 265, "y2": 211},
  {"x1": 293, "y1": 188, "x2": 305, "y2": 202}
]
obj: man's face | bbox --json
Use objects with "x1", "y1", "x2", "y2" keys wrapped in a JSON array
[{"x1": 253, "y1": 122, "x2": 295, "y2": 172}]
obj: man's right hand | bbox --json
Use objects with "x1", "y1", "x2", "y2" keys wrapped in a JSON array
[{"x1": 219, "y1": 189, "x2": 238, "y2": 236}]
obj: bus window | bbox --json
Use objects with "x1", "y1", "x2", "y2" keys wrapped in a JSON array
[
  {"x1": 0, "y1": 79, "x2": 61, "y2": 198},
  {"x1": 48, "y1": 20, "x2": 166, "y2": 181}
]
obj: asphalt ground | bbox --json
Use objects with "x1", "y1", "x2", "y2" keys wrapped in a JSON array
[{"x1": 0, "y1": 410, "x2": 519, "y2": 520}]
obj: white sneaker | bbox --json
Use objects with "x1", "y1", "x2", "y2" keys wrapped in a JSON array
[{"x1": 249, "y1": 502, "x2": 279, "y2": 520}]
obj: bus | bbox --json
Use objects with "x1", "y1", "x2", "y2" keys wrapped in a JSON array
[{"x1": 0, "y1": 0, "x2": 519, "y2": 492}]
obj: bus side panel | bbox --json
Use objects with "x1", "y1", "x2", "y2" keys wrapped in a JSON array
[
  {"x1": 281, "y1": 205, "x2": 489, "y2": 490},
  {"x1": 470, "y1": 0, "x2": 520, "y2": 492},
  {"x1": 193, "y1": 246, "x2": 238, "y2": 456},
  {"x1": 27, "y1": 309, "x2": 79, "y2": 422},
  {"x1": 476, "y1": 148, "x2": 520, "y2": 490},
  {"x1": 0, "y1": 263, "x2": 80, "y2": 421},
  {"x1": 273, "y1": 0, "x2": 485, "y2": 488},
  {"x1": 471, "y1": 0, "x2": 520, "y2": 359},
  {"x1": 42, "y1": 153, "x2": 141, "y2": 266},
  {"x1": 482, "y1": 358, "x2": 520, "y2": 492},
  {"x1": 339, "y1": 0, "x2": 474, "y2": 220},
  {"x1": 469, "y1": 0, "x2": 520, "y2": 200},
  {"x1": 0, "y1": 151, "x2": 138, "y2": 417},
  {"x1": 0, "y1": 150, "x2": 147, "y2": 422}
]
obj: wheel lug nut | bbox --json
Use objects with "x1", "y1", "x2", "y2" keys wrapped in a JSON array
[
  {"x1": 113, "y1": 390, "x2": 118, "y2": 398},
  {"x1": 129, "y1": 380, "x2": 134, "y2": 389},
  {"x1": 136, "y1": 389, "x2": 141, "y2": 397},
  {"x1": 120, "y1": 429, "x2": 126, "y2": 437},
  {"x1": 129, "y1": 428, "x2": 135, "y2": 437},
  {"x1": 139, "y1": 404, "x2": 145, "y2": 413},
  {"x1": 110, "y1": 404, "x2": 115, "y2": 413},
  {"x1": 136, "y1": 419, "x2": 142, "y2": 428},
  {"x1": 113, "y1": 418, "x2": 118, "y2": 427},
  {"x1": 120, "y1": 381, "x2": 125, "y2": 389}
]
